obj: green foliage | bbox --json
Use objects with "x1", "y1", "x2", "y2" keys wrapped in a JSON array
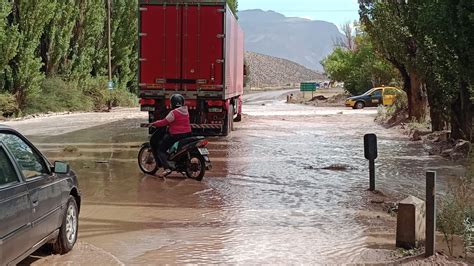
[
  {"x1": 397, "y1": 247, "x2": 421, "y2": 257},
  {"x1": 12, "y1": 0, "x2": 55, "y2": 109},
  {"x1": 227, "y1": 0, "x2": 238, "y2": 17},
  {"x1": 0, "y1": 0, "x2": 20, "y2": 91},
  {"x1": 109, "y1": 89, "x2": 138, "y2": 107},
  {"x1": 44, "y1": 0, "x2": 79, "y2": 76},
  {"x1": 437, "y1": 176, "x2": 474, "y2": 256},
  {"x1": 0, "y1": 92, "x2": 19, "y2": 117},
  {"x1": 111, "y1": 0, "x2": 138, "y2": 89},
  {"x1": 82, "y1": 77, "x2": 109, "y2": 110},
  {"x1": 376, "y1": 91, "x2": 408, "y2": 124},
  {"x1": 70, "y1": 0, "x2": 106, "y2": 79},
  {"x1": 24, "y1": 78, "x2": 93, "y2": 114},
  {"x1": 2, "y1": 0, "x2": 240, "y2": 116},
  {"x1": 0, "y1": 0, "x2": 142, "y2": 115},
  {"x1": 321, "y1": 35, "x2": 398, "y2": 96},
  {"x1": 465, "y1": 216, "x2": 474, "y2": 256},
  {"x1": 360, "y1": 0, "x2": 474, "y2": 138},
  {"x1": 438, "y1": 150, "x2": 473, "y2": 257}
]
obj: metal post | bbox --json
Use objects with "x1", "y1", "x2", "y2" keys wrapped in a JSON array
[
  {"x1": 364, "y1": 134, "x2": 377, "y2": 191},
  {"x1": 107, "y1": 0, "x2": 112, "y2": 82},
  {"x1": 425, "y1": 171, "x2": 436, "y2": 257},
  {"x1": 369, "y1": 159, "x2": 375, "y2": 191},
  {"x1": 107, "y1": 0, "x2": 113, "y2": 111}
]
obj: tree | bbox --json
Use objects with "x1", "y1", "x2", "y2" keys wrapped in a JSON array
[
  {"x1": 69, "y1": 0, "x2": 106, "y2": 79},
  {"x1": 110, "y1": 0, "x2": 138, "y2": 90},
  {"x1": 360, "y1": 0, "x2": 473, "y2": 140},
  {"x1": 227, "y1": 0, "x2": 238, "y2": 17},
  {"x1": 0, "y1": 0, "x2": 20, "y2": 93},
  {"x1": 322, "y1": 33, "x2": 398, "y2": 96},
  {"x1": 336, "y1": 22, "x2": 356, "y2": 51},
  {"x1": 11, "y1": 0, "x2": 55, "y2": 109},
  {"x1": 42, "y1": 0, "x2": 78, "y2": 76},
  {"x1": 359, "y1": 0, "x2": 428, "y2": 122}
]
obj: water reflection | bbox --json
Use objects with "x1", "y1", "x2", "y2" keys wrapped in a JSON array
[{"x1": 24, "y1": 101, "x2": 465, "y2": 264}]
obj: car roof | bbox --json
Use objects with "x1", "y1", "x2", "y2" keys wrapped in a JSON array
[
  {"x1": 0, "y1": 124, "x2": 13, "y2": 130},
  {"x1": 374, "y1": 86, "x2": 400, "y2": 90},
  {"x1": 0, "y1": 124, "x2": 12, "y2": 129},
  {"x1": 0, "y1": 124, "x2": 20, "y2": 135}
]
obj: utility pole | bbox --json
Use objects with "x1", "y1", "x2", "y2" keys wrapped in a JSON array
[
  {"x1": 107, "y1": 0, "x2": 112, "y2": 82},
  {"x1": 107, "y1": 0, "x2": 113, "y2": 110}
]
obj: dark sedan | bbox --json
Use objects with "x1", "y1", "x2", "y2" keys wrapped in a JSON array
[{"x1": 0, "y1": 125, "x2": 81, "y2": 265}]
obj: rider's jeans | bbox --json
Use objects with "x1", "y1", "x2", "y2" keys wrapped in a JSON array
[{"x1": 153, "y1": 132, "x2": 191, "y2": 169}]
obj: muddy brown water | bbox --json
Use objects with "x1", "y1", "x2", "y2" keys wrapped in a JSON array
[{"x1": 20, "y1": 90, "x2": 465, "y2": 264}]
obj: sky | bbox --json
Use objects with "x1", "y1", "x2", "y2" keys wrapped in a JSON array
[{"x1": 238, "y1": 0, "x2": 360, "y2": 28}]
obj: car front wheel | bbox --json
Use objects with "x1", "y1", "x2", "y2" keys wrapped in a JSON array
[
  {"x1": 53, "y1": 196, "x2": 79, "y2": 254},
  {"x1": 354, "y1": 101, "x2": 365, "y2": 109}
]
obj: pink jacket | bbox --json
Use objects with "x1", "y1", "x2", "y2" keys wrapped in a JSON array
[{"x1": 151, "y1": 106, "x2": 192, "y2": 135}]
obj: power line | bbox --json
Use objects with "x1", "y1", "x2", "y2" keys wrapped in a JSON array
[
  {"x1": 241, "y1": 9, "x2": 358, "y2": 13},
  {"x1": 275, "y1": 10, "x2": 358, "y2": 12}
]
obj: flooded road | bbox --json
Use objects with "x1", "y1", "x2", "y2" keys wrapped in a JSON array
[{"x1": 13, "y1": 90, "x2": 465, "y2": 264}]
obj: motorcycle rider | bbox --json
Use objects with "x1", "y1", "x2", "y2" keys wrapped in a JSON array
[{"x1": 145, "y1": 94, "x2": 192, "y2": 177}]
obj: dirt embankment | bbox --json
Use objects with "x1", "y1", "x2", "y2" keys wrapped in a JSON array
[
  {"x1": 286, "y1": 87, "x2": 348, "y2": 107},
  {"x1": 245, "y1": 51, "x2": 325, "y2": 88},
  {"x1": 374, "y1": 104, "x2": 471, "y2": 161},
  {"x1": 381, "y1": 122, "x2": 470, "y2": 161}
]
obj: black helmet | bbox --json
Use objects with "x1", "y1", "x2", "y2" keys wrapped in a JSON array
[{"x1": 170, "y1": 94, "x2": 185, "y2": 109}]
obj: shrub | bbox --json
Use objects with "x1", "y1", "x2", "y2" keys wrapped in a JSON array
[
  {"x1": 81, "y1": 77, "x2": 109, "y2": 110},
  {"x1": 109, "y1": 88, "x2": 138, "y2": 107},
  {"x1": 386, "y1": 90, "x2": 408, "y2": 117},
  {"x1": 8, "y1": 77, "x2": 138, "y2": 116},
  {"x1": 24, "y1": 78, "x2": 93, "y2": 114},
  {"x1": 437, "y1": 151, "x2": 474, "y2": 257},
  {"x1": 376, "y1": 90, "x2": 409, "y2": 124},
  {"x1": 0, "y1": 92, "x2": 19, "y2": 117}
]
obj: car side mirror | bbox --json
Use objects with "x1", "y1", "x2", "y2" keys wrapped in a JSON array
[{"x1": 53, "y1": 161, "x2": 70, "y2": 174}]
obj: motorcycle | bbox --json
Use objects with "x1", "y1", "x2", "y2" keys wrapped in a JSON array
[{"x1": 137, "y1": 127, "x2": 212, "y2": 181}]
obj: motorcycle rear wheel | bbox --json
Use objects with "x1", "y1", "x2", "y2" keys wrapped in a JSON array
[
  {"x1": 185, "y1": 154, "x2": 206, "y2": 181},
  {"x1": 138, "y1": 144, "x2": 159, "y2": 175}
]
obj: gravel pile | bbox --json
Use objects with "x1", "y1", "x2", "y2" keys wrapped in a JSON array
[{"x1": 245, "y1": 51, "x2": 325, "y2": 87}]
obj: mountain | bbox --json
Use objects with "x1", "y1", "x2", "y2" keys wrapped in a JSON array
[
  {"x1": 245, "y1": 51, "x2": 325, "y2": 87},
  {"x1": 238, "y1": 9, "x2": 344, "y2": 71}
]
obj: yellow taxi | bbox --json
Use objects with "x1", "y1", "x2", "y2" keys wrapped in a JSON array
[{"x1": 345, "y1": 87, "x2": 404, "y2": 109}]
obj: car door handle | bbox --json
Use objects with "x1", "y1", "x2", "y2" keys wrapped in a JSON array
[{"x1": 32, "y1": 200, "x2": 39, "y2": 207}]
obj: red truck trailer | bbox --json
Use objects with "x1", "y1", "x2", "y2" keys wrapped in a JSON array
[{"x1": 139, "y1": 0, "x2": 244, "y2": 136}]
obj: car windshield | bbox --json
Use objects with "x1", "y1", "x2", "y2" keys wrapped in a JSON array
[
  {"x1": 0, "y1": 133, "x2": 48, "y2": 179},
  {"x1": 361, "y1": 88, "x2": 376, "y2": 96}
]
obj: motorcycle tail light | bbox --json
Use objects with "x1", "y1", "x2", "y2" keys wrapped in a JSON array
[{"x1": 197, "y1": 139, "x2": 209, "y2": 147}]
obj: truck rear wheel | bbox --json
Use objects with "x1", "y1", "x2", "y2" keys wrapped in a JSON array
[
  {"x1": 223, "y1": 105, "x2": 234, "y2": 136},
  {"x1": 234, "y1": 113, "x2": 242, "y2": 122}
]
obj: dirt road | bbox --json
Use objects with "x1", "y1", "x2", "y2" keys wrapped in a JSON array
[{"x1": 6, "y1": 90, "x2": 464, "y2": 264}]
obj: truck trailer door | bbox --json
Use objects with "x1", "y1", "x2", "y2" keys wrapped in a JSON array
[
  {"x1": 182, "y1": 5, "x2": 224, "y2": 91},
  {"x1": 140, "y1": 5, "x2": 182, "y2": 90}
]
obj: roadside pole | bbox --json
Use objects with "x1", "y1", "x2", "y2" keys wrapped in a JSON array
[
  {"x1": 364, "y1": 134, "x2": 377, "y2": 191},
  {"x1": 425, "y1": 171, "x2": 436, "y2": 257},
  {"x1": 107, "y1": 0, "x2": 113, "y2": 111}
]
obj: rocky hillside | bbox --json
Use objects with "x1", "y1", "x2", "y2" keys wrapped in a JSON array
[
  {"x1": 245, "y1": 51, "x2": 325, "y2": 87},
  {"x1": 239, "y1": 9, "x2": 344, "y2": 71}
]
